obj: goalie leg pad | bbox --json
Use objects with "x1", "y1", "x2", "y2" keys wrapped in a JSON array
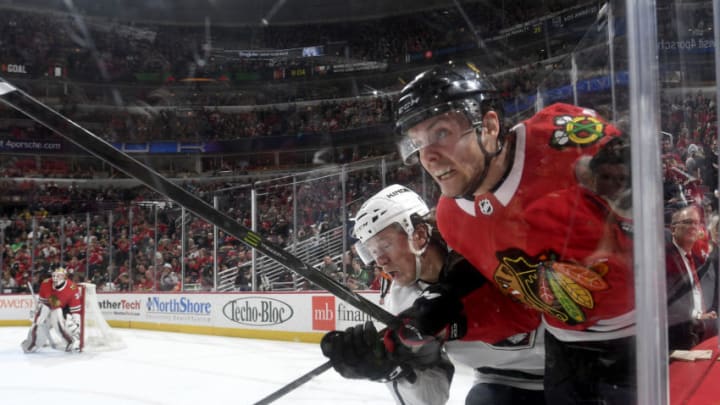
[
  {"x1": 54, "y1": 310, "x2": 81, "y2": 352},
  {"x1": 21, "y1": 305, "x2": 52, "y2": 353},
  {"x1": 64, "y1": 313, "x2": 81, "y2": 340},
  {"x1": 48, "y1": 309, "x2": 80, "y2": 351}
]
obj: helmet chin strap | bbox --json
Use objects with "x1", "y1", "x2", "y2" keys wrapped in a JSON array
[
  {"x1": 458, "y1": 127, "x2": 504, "y2": 199},
  {"x1": 408, "y1": 224, "x2": 431, "y2": 283},
  {"x1": 414, "y1": 255, "x2": 423, "y2": 283}
]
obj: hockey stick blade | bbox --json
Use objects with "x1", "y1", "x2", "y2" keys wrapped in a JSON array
[
  {"x1": 253, "y1": 360, "x2": 333, "y2": 405},
  {"x1": 0, "y1": 79, "x2": 397, "y2": 327}
]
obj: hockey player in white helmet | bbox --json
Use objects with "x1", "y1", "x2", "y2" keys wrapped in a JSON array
[
  {"x1": 321, "y1": 184, "x2": 546, "y2": 404},
  {"x1": 21, "y1": 267, "x2": 83, "y2": 353}
]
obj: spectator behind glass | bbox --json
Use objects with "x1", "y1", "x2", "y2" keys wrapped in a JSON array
[
  {"x1": 159, "y1": 263, "x2": 179, "y2": 291},
  {"x1": 666, "y1": 203, "x2": 718, "y2": 351},
  {"x1": 234, "y1": 268, "x2": 252, "y2": 292},
  {"x1": 320, "y1": 255, "x2": 339, "y2": 278}
]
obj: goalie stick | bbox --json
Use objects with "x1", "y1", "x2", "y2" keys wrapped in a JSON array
[{"x1": 27, "y1": 281, "x2": 38, "y2": 319}]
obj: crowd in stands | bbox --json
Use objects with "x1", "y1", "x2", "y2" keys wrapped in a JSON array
[
  {"x1": 3, "y1": 0, "x2": 689, "y2": 148},
  {"x1": 0, "y1": 96, "x2": 394, "y2": 144},
  {"x1": 1, "y1": 1, "x2": 717, "y2": 298},
  {"x1": 0, "y1": 0, "x2": 630, "y2": 122},
  {"x1": 661, "y1": 91, "x2": 719, "y2": 204},
  {"x1": 1, "y1": 1, "x2": 580, "y2": 83},
  {"x1": 0, "y1": 159, "x2": 433, "y2": 294}
]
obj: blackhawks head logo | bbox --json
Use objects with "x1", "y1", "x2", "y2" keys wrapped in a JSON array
[
  {"x1": 550, "y1": 114, "x2": 605, "y2": 148},
  {"x1": 493, "y1": 249, "x2": 609, "y2": 325}
]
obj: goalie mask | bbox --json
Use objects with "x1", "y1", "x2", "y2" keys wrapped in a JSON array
[
  {"x1": 352, "y1": 185, "x2": 431, "y2": 284},
  {"x1": 52, "y1": 267, "x2": 68, "y2": 288},
  {"x1": 395, "y1": 61, "x2": 503, "y2": 165}
]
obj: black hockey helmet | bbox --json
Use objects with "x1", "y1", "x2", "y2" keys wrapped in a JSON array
[{"x1": 395, "y1": 61, "x2": 502, "y2": 164}]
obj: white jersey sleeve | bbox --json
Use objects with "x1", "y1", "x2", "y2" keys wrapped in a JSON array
[
  {"x1": 382, "y1": 281, "x2": 454, "y2": 405},
  {"x1": 388, "y1": 366, "x2": 452, "y2": 405},
  {"x1": 445, "y1": 326, "x2": 545, "y2": 391}
]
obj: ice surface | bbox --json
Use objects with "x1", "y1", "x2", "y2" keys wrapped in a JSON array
[{"x1": 0, "y1": 327, "x2": 474, "y2": 404}]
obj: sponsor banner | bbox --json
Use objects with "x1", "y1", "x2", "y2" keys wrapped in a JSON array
[
  {"x1": 222, "y1": 296, "x2": 294, "y2": 327},
  {"x1": 657, "y1": 38, "x2": 715, "y2": 53},
  {"x1": 0, "y1": 295, "x2": 35, "y2": 320},
  {"x1": 312, "y1": 296, "x2": 336, "y2": 331},
  {"x1": 145, "y1": 295, "x2": 213, "y2": 324},
  {"x1": 335, "y1": 302, "x2": 375, "y2": 329},
  {"x1": 216, "y1": 294, "x2": 305, "y2": 330},
  {"x1": 109, "y1": 141, "x2": 223, "y2": 154},
  {"x1": 311, "y1": 294, "x2": 381, "y2": 331},
  {"x1": 0, "y1": 139, "x2": 64, "y2": 153},
  {"x1": 332, "y1": 61, "x2": 387, "y2": 73},
  {"x1": 1, "y1": 291, "x2": 382, "y2": 335},
  {"x1": 97, "y1": 297, "x2": 142, "y2": 318},
  {"x1": 0, "y1": 127, "x2": 387, "y2": 156},
  {"x1": 232, "y1": 45, "x2": 323, "y2": 60}
]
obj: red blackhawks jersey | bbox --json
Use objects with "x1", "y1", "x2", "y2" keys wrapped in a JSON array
[
  {"x1": 437, "y1": 103, "x2": 632, "y2": 342},
  {"x1": 39, "y1": 279, "x2": 82, "y2": 314}
]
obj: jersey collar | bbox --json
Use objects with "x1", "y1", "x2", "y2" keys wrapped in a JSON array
[{"x1": 454, "y1": 124, "x2": 526, "y2": 215}]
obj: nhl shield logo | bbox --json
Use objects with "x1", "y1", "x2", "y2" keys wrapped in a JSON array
[{"x1": 478, "y1": 198, "x2": 494, "y2": 215}]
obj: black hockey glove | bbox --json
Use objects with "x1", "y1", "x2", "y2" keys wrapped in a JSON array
[
  {"x1": 397, "y1": 251, "x2": 489, "y2": 342},
  {"x1": 321, "y1": 321, "x2": 415, "y2": 382},
  {"x1": 397, "y1": 283, "x2": 467, "y2": 342},
  {"x1": 383, "y1": 320, "x2": 444, "y2": 370}
]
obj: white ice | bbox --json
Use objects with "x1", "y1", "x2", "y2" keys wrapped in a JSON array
[{"x1": 0, "y1": 327, "x2": 475, "y2": 405}]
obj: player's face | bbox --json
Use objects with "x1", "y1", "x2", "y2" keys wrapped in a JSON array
[
  {"x1": 364, "y1": 227, "x2": 417, "y2": 287},
  {"x1": 52, "y1": 272, "x2": 66, "y2": 287},
  {"x1": 408, "y1": 112, "x2": 485, "y2": 197}
]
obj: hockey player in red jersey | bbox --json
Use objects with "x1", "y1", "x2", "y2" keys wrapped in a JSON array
[
  {"x1": 21, "y1": 267, "x2": 83, "y2": 353},
  {"x1": 321, "y1": 185, "x2": 546, "y2": 404},
  {"x1": 394, "y1": 62, "x2": 634, "y2": 404}
]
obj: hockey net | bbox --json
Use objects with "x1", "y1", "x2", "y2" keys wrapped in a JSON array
[{"x1": 79, "y1": 283, "x2": 126, "y2": 351}]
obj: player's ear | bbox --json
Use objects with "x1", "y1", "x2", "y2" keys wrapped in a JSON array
[
  {"x1": 482, "y1": 110, "x2": 500, "y2": 140},
  {"x1": 410, "y1": 224, "x2": 430, "y2": 250}
]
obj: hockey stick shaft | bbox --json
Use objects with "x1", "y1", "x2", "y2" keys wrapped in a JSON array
[
  {"x1": 253, "y1": 361, "x2": 333, "y2": 405},
  {"x1": 0, "y1": 80, "x2": 397, "y2": 327},
  {"x1": 27, "y1": 281, "x2": 35, "y2": 298},
  {"x1": 0, "y1": 80, "x2": 407, "y2": 403},
  {"x1": 27, "y1": 281, "x2": 38, "y2": 317}
]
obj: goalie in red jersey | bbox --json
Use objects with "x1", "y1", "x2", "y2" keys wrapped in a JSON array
[
  {"x1": 22, "y1": 267, "x2": 83, "y2": 353},
  {"x1": 394, "y1": 62, "x2": 633, "y2": 404}
]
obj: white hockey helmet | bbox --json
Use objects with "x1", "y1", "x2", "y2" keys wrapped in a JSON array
[
  {"x1": 52, "y1": 267, "x2": 68, "y2": 287},
  {"x1": 352, "y1": 184, "x2": 429, "y2": 264}
]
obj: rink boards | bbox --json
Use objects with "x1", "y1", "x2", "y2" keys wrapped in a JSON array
[{"x1": 0, "y1": 291, "x2": 383, "y2": 343}]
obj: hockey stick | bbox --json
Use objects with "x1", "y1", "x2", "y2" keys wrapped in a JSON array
[
  {"x1": 0, "y1": 79, "x2": 397, "y2": 327},
  {"x1": 27, "y1": 281, "x2": 36, "y2": 302},
  {"x1": 0, "y1": 79, "x2": 405, "y2": 401},
  {"x1": 253, "y1": 361, "x2": 333, "y2": 405},
  {"x1": 27, "y1": 281, "x2": 38, "y2": 319}
]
